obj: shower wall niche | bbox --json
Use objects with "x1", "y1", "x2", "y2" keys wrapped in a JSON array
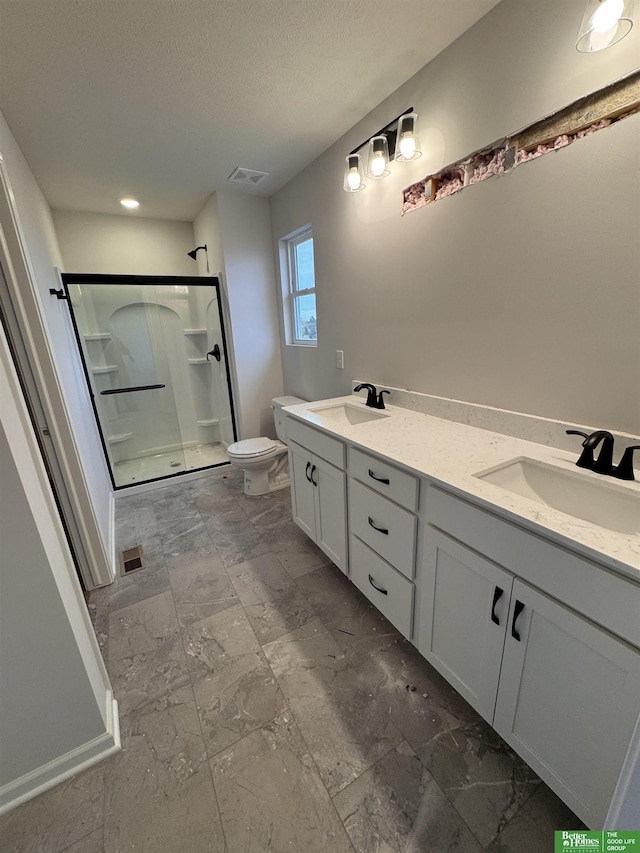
[{"x1": 62, "y1": 274, "x2": 237, "y2": 488}]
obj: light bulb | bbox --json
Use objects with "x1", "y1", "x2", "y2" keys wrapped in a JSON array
[
  {"x1": 399, "y1": 135, "x2": 417, "y2": 160},
  {"x1": 371, "y1": 155, "x2": 387, "y2": 177},
  {"x1": 591, "y1": 0, "x2": 624, "y2": 30},
  {"x1": 120, "y1": 197, "x2": 139, "y2": 209},
  {"x1": 347, "y1": 170, "x2": 362, "y2": 191}
]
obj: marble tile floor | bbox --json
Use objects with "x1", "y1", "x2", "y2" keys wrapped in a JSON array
[{"x1": 0, "y1": 466, "x2": 586, "y2": 853}]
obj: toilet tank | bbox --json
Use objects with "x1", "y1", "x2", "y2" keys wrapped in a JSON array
[{"x1": 272, "y1": 396, "x2": 305, "y2": 443}]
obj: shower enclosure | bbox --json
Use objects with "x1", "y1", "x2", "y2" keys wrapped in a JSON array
[{"x1": 62, "y1": 274, "x2": 237, "y2": 489}]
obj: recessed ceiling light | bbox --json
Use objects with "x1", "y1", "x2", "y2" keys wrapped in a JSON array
[{"x1": 120, "y1": 197, "x2": 140, "y2": 209}]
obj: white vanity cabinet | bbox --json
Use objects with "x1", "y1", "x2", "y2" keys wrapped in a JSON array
[
  {"x1": 420, "y1": 485, "x2": 640, "y2": 828},
  {"x1": 347, "y1": 447, "x2": 419, "y2": 639},
  {"x1": 494, "y1": 579, "x2": 640, "y2": 828},
  {"x1": 288, "y1": 419, "x2": 347, "y2": 574}
]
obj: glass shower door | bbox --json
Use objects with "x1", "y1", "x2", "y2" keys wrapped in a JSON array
[
  {"x1": 64, "y1": 275, "x2": 237, "y2": 489},
  {"x1": 68, "y1": 282, "x2": 186, "y2": 487}
]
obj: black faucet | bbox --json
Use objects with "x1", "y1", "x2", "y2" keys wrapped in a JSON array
[
  {"x1": 567, "y1": 430, "x2": 640, "y2": 481},
  {"x1": 566, "y1": 429, "x2": 615, "y2": 476},
  {"x1": 354, "y1": 383, "x2": 377, "y2": 408}
]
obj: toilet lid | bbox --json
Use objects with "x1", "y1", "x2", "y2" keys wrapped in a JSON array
[{"x1": 228, "y1": 437, "x2": 279, "y2": 458}]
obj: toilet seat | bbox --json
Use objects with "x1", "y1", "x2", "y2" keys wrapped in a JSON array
[{"x1": 227, "y1": 437, "x2": 284, "y2": 459}]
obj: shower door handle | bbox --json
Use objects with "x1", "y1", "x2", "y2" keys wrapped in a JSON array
[
  {"x1": 100, "y1": 384, "x2": 165, "y2": 395},
  {"x1": 207, "y1": 345, "x2": 221, "y2": 362}
]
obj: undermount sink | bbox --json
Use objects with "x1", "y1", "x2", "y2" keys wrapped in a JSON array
[
  {"x1": 307, "y1": 403, "x2": 389, "y2": 426},
  {"x1": 475, "y1": 457, "x2": 640, "y2": 535}
]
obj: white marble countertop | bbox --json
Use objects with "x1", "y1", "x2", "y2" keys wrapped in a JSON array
[{"x1": 285, "y1": 396, "x2": 640, "y2": 580}]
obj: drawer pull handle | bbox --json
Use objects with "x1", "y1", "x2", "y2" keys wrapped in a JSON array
[
  {"x1": 511, "y1": 600, "x2": 525, "y2": 641},
  {"x1": 305, "y1": 462, "x2": 312, "y2": 483},
  {"x1": 368, "y1": 469, "x2": 390, "y2": 485},
  {"x1": 368, "y1": 574, "x2": 388, "y2": 596},
  {"x1": 310, "y1": 465, "x2": 318, "y2": 487},
  {"x1": 368, "y1": 517, "x2": 389, "y2": 535},
  {"x1": 491, "y1": 586, "x2": 504, "y2": 625}
]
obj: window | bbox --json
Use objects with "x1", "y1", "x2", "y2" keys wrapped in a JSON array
[{"x1": 285, "y1": 227, "x2": 317, "y2": 345}]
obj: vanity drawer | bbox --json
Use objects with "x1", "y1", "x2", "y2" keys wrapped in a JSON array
[
  {"x1": 287, "y1": 418, "x2": 345, "y2": 469},
  {"x1": 350, "y1": 447, "x2": 419, "y2": 511},
  {"x1": 350, "y1": 535, "x2": 414, "y2": 639},
  {"x1": 349, "y1": 480, "x2": 417, "y2": 579}
]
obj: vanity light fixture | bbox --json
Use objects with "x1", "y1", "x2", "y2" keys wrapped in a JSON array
[
  {"x1": 120, "y1": 197, "x2": 140, "y2": 209},
  {"x1": 576, "y1": 0, "x2": 635, "y2": 51},
  {"x1": 343, "y1": 106, "x2": 417, "y2": 192},
  {"x1": 343, "y1": 153, "x2": 366, "y2": 192}
]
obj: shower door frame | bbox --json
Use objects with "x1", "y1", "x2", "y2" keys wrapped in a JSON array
[{"x1": 61, "y1": 273, "x2": 238, "y2": 490}]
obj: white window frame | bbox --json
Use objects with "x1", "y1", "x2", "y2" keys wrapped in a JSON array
[{"x1": 281, "y1": 225, "x2": 317, "y2": 347}]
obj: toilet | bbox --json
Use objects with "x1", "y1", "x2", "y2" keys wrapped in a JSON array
[{"x1": 227, "y1": 396, "x2": 305, "y2": 496}]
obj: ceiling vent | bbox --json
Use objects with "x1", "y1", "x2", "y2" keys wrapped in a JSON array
[{"x1": 227, "y1": 167, "x2": 269, "y2": 186}]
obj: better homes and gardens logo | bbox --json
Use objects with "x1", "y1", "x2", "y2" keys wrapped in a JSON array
[{"x1": 555, "y1": 831, "x2": 639, "y2": 852}]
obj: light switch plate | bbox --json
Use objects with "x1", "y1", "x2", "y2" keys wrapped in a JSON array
[{"x1": 336, "y1": 350, "x2": 344, "y2": 369}]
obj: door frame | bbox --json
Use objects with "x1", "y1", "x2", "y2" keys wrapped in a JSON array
[{"x1": 0, "y1": 158, "x2": 114, "y2": 589}]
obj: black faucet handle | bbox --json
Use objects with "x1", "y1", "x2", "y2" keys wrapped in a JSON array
[
  {"x1": 566, "y1": 430, "x2": 590, "y2": 441},
  {"x1": 615, "y1": 445, "x2": 640, "y2": 481},
  {"x1": 374, "y1": 389, "x2": 391, "y2": 410}
]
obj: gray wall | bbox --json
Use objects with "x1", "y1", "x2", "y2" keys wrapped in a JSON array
[
  {"x1": 269, "y1": 0, "x2": 640, "y2": 434},
  {"x1": 0, "y1": 420, "x2": 104, "y2": 785},
  {"x1": 194, "y1": 191, "x2": 284, "y2": 439},
  {"x1": 53, "y1": 209, "x2": 196, "y2": 276}
]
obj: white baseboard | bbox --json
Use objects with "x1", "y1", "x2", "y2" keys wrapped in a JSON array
[{"x1": 0, "y1": 695, "x2": 121, "y2": 816}]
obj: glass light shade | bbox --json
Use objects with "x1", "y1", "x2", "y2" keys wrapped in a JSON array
[
  {"x1": 343, "y1": 153, "x2": 366, "y2": 192},
  {"x1": 395, "y1": 113, "x2": 422, "y2": 162},
  {"x1": 576, "y1": 0, "x2": 635, "y2": 51},
  {"x1": 367, "y1": 135, "x2": 390, "y2": 178}
]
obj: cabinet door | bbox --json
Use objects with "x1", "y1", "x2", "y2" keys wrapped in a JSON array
[
  {"x1": 314, "y1": 455, "x2": 347, "y2": 574},
  {"x1": 494, "y1": 580, "x2": 640, "y2": 828},
  {"x1": 289, "y1": 442, "x2": 316, "y2": 540},
  {"x1": 419, "y1": 529, "x2": 514, "y2": 724}
]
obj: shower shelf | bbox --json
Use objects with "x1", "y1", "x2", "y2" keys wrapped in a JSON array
[
  {"x1": 84, "y1": 333, "x2": 113, "y2": 341},
  {"x1": 92, "y1": 365, "x2": 118, "y2": 374},
  {"x1": 107, "y1": 433, "x2": 133, "y2": 444},
  {"x1": 197, "y1": 418, "x2": 220, "y2": 427},
  {"x1": 187, "y1": 357, "x2": 208, "y2": 364},
  {"x1": 183, "y1": 328, "x2": 207, "y2": 336}
]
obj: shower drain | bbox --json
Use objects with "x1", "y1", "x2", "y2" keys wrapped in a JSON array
[{"x1": 119, "y1": 545, "x2": 145, "y2": 576}]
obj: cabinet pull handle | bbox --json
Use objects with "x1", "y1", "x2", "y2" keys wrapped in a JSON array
[
  {"x1": 305, "y1": 462, "x2": 312, "y2": 482},
  {"x1": 310, "y1": 465, "x2": 318, "y2": 487},
  {"x1": 368, "y1": 574, "x2": 388, "y2": 596},
  {"x1": 511, "y1": 600, "x2": 525, "y2": 641},
  {"x1": 491, "y1": 586, "x2": 504, "y2": 625},
  {"x1": 368, "y1": 517, "x2": 389, "y2": 535},
  {"x1": 368, "y1": 469, "x2": 390, "y2": 485}
]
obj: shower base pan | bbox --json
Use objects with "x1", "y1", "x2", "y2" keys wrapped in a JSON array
[{"x1": 113, "y1": 442, "x2": 229, "y2": 486}]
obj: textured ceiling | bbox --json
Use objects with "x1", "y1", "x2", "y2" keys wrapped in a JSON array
[{"x1": 0, "y1": 0, "x2": 498, "y2": 221}]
